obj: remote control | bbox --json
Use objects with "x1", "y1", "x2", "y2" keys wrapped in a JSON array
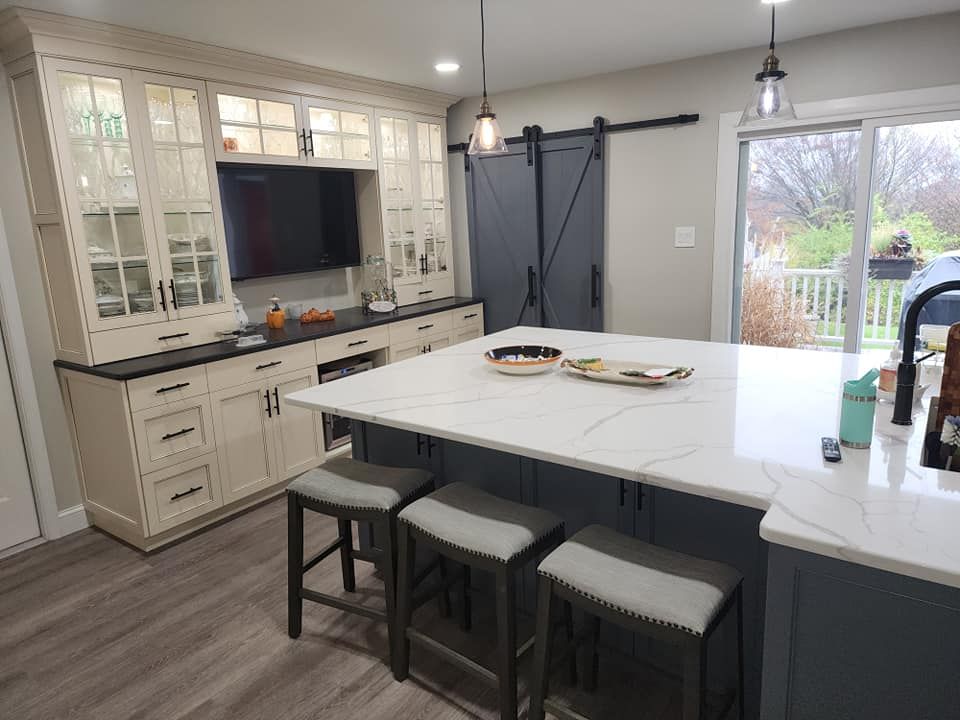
[{"x1": 821, "y1": 437, "x2": 842, "y2": 463}]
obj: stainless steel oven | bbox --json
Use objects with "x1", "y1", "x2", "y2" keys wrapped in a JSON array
[{"x1": 318, "y1": 357, "x2": 374, "y2": 450}]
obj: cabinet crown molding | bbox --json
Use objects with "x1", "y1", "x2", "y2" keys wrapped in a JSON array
[{"x1": 0, "y1": 6, "x2": 460, "y2": 112}]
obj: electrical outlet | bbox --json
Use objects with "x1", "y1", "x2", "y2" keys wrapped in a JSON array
[{"x1": 674, "y1": 226, "x2": 696, "y2": 248}]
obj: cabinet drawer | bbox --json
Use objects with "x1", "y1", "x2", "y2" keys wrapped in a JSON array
[
  {"x1": 454, "y1": 304, "x2": 484, "y2": 330},
  {"x1": 388, "y1": 311, "x2": 452, "y2": 346},
  {"x1": 454, "y1": 326, "x2": 483, "y2": 345},
  {"x1": 133, "y1": 396, "x2": 216, "y2": 474},
  {"x1": 206, "y1": 342, "x2": 316, "y2": 392},
  {"x1": 126, "y1": 366, "x2": 208, "y2": 413},
  {"x1": 316, "y1": 326, "x2": 389, "y2": 365},
  {"x1": 141, "y1": 453, "x2": 223, "y2": 535},
  {"x1": 89, "y1": 312, "x2": 236, "y2": 365},
  {"x1": 389, "y1": 329, "x2": 454, "y2": 363}
]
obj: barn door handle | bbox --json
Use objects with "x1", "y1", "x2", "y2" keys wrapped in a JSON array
[
  {"x1": 591, "y1": 264, "x2": 601, "y2": 308},
  {"x1": 527, "y1": 266, "x2": 537, "y2": 307}
]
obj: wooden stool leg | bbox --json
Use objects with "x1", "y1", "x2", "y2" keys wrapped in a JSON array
[
  {"x1": 461, "y1": 564, "x2": 472, "y2": 632},
  {"x1": 438, "y1": 555, "x2": 452, "y2": 617},
  {"x1": 582, "y1": 613, "x2": 601, "y2": 692},
  {"x1": 494, "y1": 565, "x2": 518, "y2": 720},
  {"x1": 736, "y1": 585, "x2": 745, "y2": 720},
  {"x1": 682, "y1": 637, "x2": 706, "y2": 720},
  {"x1": 563, "y1": 600, "x2": 578, "y2": 686},
  {"x1": 338, "y1": 518, "x2": 356, "y2": 593},
  {"x1": 528, "y1": 575, "x2": 554, "y2": 720},
  {"x1": 393, "y1": 522, "x2": 416, "y2": 681},
  {"x1": 379, "y1": 515, "x2": 398, "y2": 675},
  {"x1": 287, "y1": 493, "x2": 303, "y2": 639}
]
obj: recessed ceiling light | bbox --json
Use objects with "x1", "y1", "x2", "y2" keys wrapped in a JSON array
[{"x1": 434, "y1": 62, "x2": 460, "y2": 73}]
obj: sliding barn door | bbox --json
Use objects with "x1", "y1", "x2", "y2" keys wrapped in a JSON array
[
  {"x1": 538, "y1": 136, "x2": 604, "y2": 331},
  {"x1": 466, "y1": 147, "x2": 540, "y2": 333}
]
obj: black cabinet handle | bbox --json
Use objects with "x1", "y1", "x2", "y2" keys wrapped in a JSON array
[
  {"x1": 463, "y1": 313, "x2": 478, "y2": 320},
  {"x1": 619, "y1": 479, "x2": 627, "y2": 507},
  {"x1": 591, "y1": 264, "x2": 601, "y2": 308},
  {"x1": 168, "y1": 279, "x2": 178, "y2": 310},
  {"x1": 419, "y1": 254, "x2": 427, "y2": 275},
  {"x1": 347, "y1": 340, "x2": 369, "y2": 347},
  {"x1": 256, "y1": 360, "x2": 282, "y2": 370},
  {"x1": 170, "y1": 485, "x2": 203, "y2": 501},
  {"x1": 161, "y1": 426, "x2": 195, "y2": 441},
  {"x1": 427, "y1": 344, "x2": 432, "y2": 353},
  {"x1": 307, "y1": 129, "x2": 314, "y2": 156},
  {"x1": 416, "y1": 433, "x2": 424, "y2": 455},
  {"x1": 156, "y1": 382, "x2": 190, "y2": 394},
  {"x1": 157, "y1": 281, "x2": 167, "y2": 312},
  {"x1": 427, "y1": 437, "x2": 437, "y2": 458},
  {"x1": 265, "y1": 389, "x2": 272, "y2": 418},
  {"x1": 299, "y1": 129, "x2": 308, "y2": 156},
  {"x1": 158, "y1": 332, "x2": 190, "y2": 341},
  {"x1": 527, "y1": 266, "x2": 537, "y2": 307},
  {"x1": 418, "y1": 290, "x2": 434, "y2": 296},
  {"x1": 417, "y1": 323, "x2": 434, "y2": 331},
  {"x1": 273, "y1": 387, "x2": 280, "y2": 415}
]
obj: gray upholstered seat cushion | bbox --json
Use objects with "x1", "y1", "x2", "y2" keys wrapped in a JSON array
[
  {"x1": 538, "y1": 524, "x2": 742, "y2": 636},
  {"x1": 398, "y1": 482, "x2": 563, "y2": 563},
  {"x1": 286, "y1": 457, "x2": 433, "y2": 512}
]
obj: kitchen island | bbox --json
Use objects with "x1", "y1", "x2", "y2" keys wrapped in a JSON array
[{"x1": 286, "y1": 326, "x2": 960, "y2": 719}]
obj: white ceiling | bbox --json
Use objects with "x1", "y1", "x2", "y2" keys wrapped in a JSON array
[{"x1": 4, "y1": 0, "x2": 960, "y2": 98}]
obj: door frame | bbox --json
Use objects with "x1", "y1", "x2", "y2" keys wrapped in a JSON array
[
  {"x1": 0, "y1": 208, "x2": 62, "y2": 545},
  {"x1": 711, "y1": 83, "x2": 960, "y2": 346}
]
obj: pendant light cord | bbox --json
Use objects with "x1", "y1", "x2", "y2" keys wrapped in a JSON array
[
  {"x1": 480, "y1": 0, "x2": 488, "y2": 100},
  {"x1": 769, "y1": 5, "x2": 776, "y2": 52}
]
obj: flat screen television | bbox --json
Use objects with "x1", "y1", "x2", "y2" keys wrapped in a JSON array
[{"x1": 218, "y1": 164, "x2": 361, "y2": 280}]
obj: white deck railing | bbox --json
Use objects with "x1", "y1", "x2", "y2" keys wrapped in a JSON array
[{"x1": 782, "y1": 268, "x2": 909, "y2": 347}]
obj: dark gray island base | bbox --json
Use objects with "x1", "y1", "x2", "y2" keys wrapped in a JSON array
[{"x1": 351, "y1": 421, "x2": 960, "y2": 720}]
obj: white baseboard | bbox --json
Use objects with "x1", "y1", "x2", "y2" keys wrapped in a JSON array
[{"x1": 57, "y1": 505, "x2": 91, "y2": 537}]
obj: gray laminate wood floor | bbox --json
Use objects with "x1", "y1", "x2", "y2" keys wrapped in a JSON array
[{"x1": 0, "y1": 498, "x2": 693, "y2": 720}]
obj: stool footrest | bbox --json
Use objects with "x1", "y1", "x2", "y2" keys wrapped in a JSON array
[
  {"x1": 301, "y1": 588, "x2": 387, "y2": 623},
  {"x1": 303, "y1": 537, "x2": 346, "y2": 574},
  {"x1": 406, "y1": 627, "x2": 497, "y2": 685}
]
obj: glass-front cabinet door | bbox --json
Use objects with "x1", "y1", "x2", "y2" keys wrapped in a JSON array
[
  {"x1": 45, "y1": 59, "x2": 166, "y2": 330},
  {"x1": 137, "y1": 73, "x2": 232, "y2": 319},
  {"x1": 302, "y1": 98, "x2": 376, "y2": 170},
  {"x1": 416, "y1": 119, "x2": 451, "y2": 281},
  {"x1": 377, "y1": 113, "x2": 421, "y2": 288},
  {"x1": 208, "y1": 84, "x2": 304, "y2": 164}
]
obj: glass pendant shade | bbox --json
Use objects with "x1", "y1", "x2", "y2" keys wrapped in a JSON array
[
  {"x1": 739, "y1": 73, "x2": 796, "y2": 125},
  {"x1": 467, "y1": 110, "x2": 507, "y2": 155}
]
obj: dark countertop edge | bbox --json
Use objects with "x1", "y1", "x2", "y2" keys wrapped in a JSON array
[{"x1": 54, "y1": 297, "x2": 483, "y2": 382}]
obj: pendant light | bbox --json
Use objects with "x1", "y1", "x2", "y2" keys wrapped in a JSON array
[
  {"x1": 467, "y1": 0, "x2": 507, "y2": 155},
  {"x1": 739, "y1": 2, "x2": 796, "y2": 126}
]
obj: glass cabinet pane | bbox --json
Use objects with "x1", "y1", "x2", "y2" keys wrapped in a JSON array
[
  {"x1": 221, "y1": 124, "x2": 261, "y2": 154},
  {"x1": 380, "y1": 118, "x2": 396, "y2": 159},
  {"x1": 309, "y1": 108, "x2": 339, "y2": 132},
  {"x1": 261, "y1": 129, "x2": 299, "y2": 156},
  {"x1": 145, "y1": 84, "x2": 176, "y2": 141},
  {"x1": 146, "y1": 81, "x2": 226, "y2": 311},
  {"x1": 314, "y1": 134, "x2": 342, "y2": 159},
  {"x1": 217, "y1": 92, "x2": 300, "y2": 158},
  {"x1": 416, "y1": 121, "x2": 448, "y2": 278},
  {"x1": 258, "y1": 99, "x2": 296, "y2": 128},
  {"x1": 343, "y1": 136, "x2": 370, "y2": 161},
  {"x1": 341, "y1": 111, "x2": 369, "y2": 136},
  {"x1": 57, "y1": 69, "x2": 159, "y2": 321},
  {"x1": 217, "y1": 94, "x2": 257, "y2": 124}
]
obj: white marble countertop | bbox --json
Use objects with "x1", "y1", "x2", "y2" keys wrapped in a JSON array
[{"x1": 286, "y1": 326, "x2": 960, "y2": 589}]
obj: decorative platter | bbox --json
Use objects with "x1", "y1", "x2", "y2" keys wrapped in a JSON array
[
  {"x1": 561, "y1": 358, "x2": 694, "y2": 386},
  {"x1": 484, "y1": 345, "x2": 563, "y2": 375}
]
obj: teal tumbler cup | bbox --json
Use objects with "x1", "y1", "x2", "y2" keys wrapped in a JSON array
[{"x1": 839, "y1": 379, "x2": 877, "y2": 449}]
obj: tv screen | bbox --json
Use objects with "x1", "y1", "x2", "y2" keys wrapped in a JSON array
[{"x1": 218, "y1": 164, "x2": 361, "y2": 280}]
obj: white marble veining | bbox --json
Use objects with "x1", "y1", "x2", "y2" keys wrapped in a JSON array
[{"x1": 286, "y1": 327, "x2": 960, "y2": 589}]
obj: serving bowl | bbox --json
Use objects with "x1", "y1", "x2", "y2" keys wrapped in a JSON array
[{"x1": 484, "y1": 345, "x2": 563, "y2": 375}]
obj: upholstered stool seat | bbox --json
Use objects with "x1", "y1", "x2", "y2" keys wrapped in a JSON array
[
  {"x1": 538, "y1": 524, "x2": 741, "y2": 637},
  {"x1": 398, "y1": 482, "x2": 564, "y2": 563},
  {"x1": 530, "y1": 524, "x2": 745, "y2": 720},
  {"x1": 394, "y1": 482, "x2": 570, "y2": 720},
  {"x1": 288, "y1": 457, "x2": 434, "y2": 513}
]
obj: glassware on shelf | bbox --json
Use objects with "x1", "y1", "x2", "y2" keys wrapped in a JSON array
[{"x1": 360, "y1": 255, "x2": 398, "y2": 314}]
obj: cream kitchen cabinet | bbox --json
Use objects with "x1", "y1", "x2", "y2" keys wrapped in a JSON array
[
  {"x1": 376, "y1": 110, "x2": 455, "y2": 305},
  {"x1": 211, "y1": 365, "x2": 323, "y2": 504},
  {"x1": 209, "y1": 83, "x2": 377, "y2": 170}
]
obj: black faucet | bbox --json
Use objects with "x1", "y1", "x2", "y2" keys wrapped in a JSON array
[{"x1": 892, "y1": 279, "x2": 960, "y2": 425}]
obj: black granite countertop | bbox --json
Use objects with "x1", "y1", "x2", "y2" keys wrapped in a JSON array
[{"x1": 55, "y1": 297, "x2": 483, "y2": 381}]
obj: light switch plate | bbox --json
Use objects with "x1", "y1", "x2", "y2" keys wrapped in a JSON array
[{"x1": 674, "y1": 226, "x2": 696, "y2": 248}]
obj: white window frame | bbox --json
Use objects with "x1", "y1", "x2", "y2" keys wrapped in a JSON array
[{"x1": 711, "y1": 83, "x2": 960, "y2": 349}]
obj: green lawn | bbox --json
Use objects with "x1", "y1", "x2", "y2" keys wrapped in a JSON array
[{"x1": 814, "y1": 320, "x2": 900, "y2": 349}]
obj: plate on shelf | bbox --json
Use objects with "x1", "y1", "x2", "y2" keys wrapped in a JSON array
[
  {"x1": 484, "y1": 345, "x2": 562, "y2": 375},
  {"x1": 561, "y1": 358, "x2": 694, "y2": 386}
]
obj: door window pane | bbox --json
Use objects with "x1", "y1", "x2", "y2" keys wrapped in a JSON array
[
  {"x1": 261, "y1": 128, "x2": 299, "y2": 156},
  {"x1": 341, "y1": 111, "x2": 368, "y2": 136},
  {"x1": 70, "y1": 143, "x2": 105, "y2": 198},
  {"x1": 217, "y1": 94, "x2": 257, "y2": 124},
  {"x1": 59, "y1": 72, "x2": 95, "y2": 137},
  {"x1": 309, "y1": 108, "x2": 339, "y2": 132},
  {"x1": 114, "y1": 207, "x2": 146, "y2": 257},
  {"x1": 314, "y1": 134, "x2": 342, "y2": 159},
  {"x1": 82, "y1": 213, "x2": 113, "y2": 257},
  {"x1": 181, "y1": 148, "x2": 210, "y2": 200},
  {"x1": 173, "y1": 88, "x2": 203, "y2": 143},
  {"x1": 102, "y1": 144, "x2": 138, "y2": 200},
  {"x1": 258, "y1": 99, "x2": 296, "y2": 128},
  {"x1": 155, "y1": 147, "x2": 184, "y2": 200},
  {"x1": 342, "y1": 136, "x2": 370, "y2": 161},
  {"x1": 737, "y1": 130, "x2": 861, "y2": 351},
  {"x1": 92, "y1": 76, "x2": 128, "y2": 139},
  {"x1": 123, "y1": 261, "x2": 155, "y2": 314},
  {"x1": 221, "y1": 124, "x2": 261, "y2": 154},
  {"x1": 380, "y1": 118, "x2": 396, "y2": 159},
  {"x1": 92, "y1": 263, "x2": 125, "y2": 318},
  {"x1": 172, "y1": 259, "x2": 200, "y2": 308},
  {"x1": 198, "y1": 256, "x2": 223, "y2": 304},
  {"x1": 145, "y1": 84, "x2": 176, "y2": 142}
]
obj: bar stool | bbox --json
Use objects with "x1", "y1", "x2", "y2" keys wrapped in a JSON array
[
  {"x1": 287, "y1": 456, "x2": 438, "y2": 671},
  {"x1": 393, "y1": 482, "x2": 568, "y2": 720},
  {"x1": 529, "y1": 524, "x2": 744, "y2": 720}
]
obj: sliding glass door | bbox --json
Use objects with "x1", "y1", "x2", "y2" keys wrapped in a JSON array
[{"x1": 734, "y1": 111, "x2": 960, "y2": 353}]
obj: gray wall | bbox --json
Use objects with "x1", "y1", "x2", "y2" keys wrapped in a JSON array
[
  {"x1": 447, "y1": 12, "x2": 960, "y2": 340},
  {"x1": 0, "y1": 66, "x2": 82, "y2": 510}
]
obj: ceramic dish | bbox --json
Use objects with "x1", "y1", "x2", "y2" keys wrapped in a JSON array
[
  {"x1": 561, "y1": 358, "x2": 694, "y2": 386},
  {"x1": 484, "y1": 345, "x2": 563, "y2": 375}
]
